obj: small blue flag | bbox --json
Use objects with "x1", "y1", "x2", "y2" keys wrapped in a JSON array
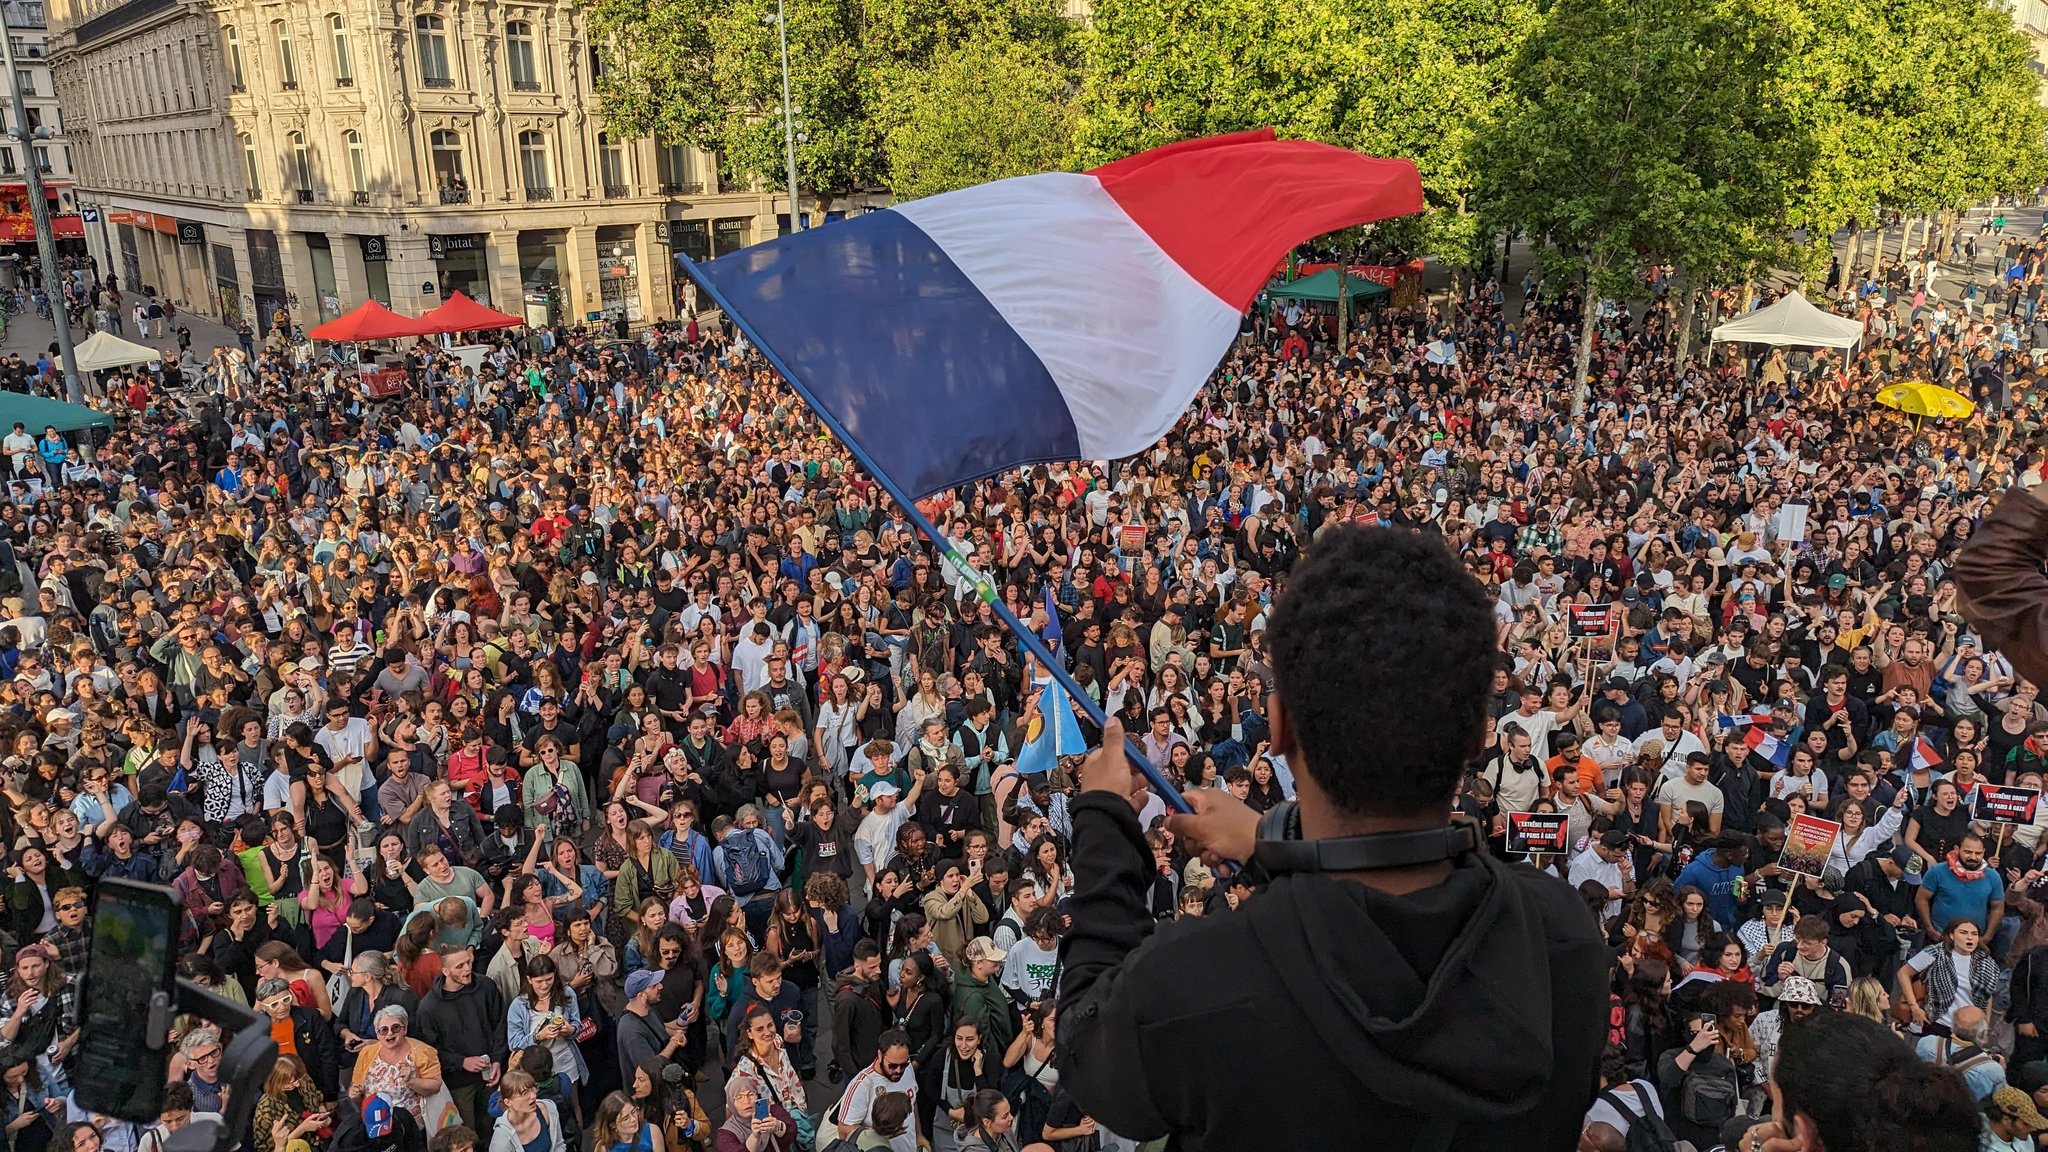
[{"x1": 1016, "y1": 679, "x2": 1086, "y2": 776}]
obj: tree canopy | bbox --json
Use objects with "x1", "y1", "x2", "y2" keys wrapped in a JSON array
[{"x1": 587, "y1": 0, "x2": 1074, "y2": 212}]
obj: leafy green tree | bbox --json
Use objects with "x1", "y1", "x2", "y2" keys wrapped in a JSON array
[
  {"x1": 1472, "y1": 0, "x2": 1807, "y2": 411},
  {"x1": 588, "y1": 0, "x2": 1073, "y2": 213},
  {"x1": 878, "y1": 38, "x2": 1078, "y2": 201},
  {"x1": 1077, "y1": 0, "x2": 1536, "y2": 274}
]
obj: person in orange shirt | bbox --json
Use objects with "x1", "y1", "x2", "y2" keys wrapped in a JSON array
[{"x1": 1546, "y1": 730, "x2": 1603, "y2": 797}]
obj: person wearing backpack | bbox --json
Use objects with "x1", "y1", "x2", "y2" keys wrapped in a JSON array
[
  {"x1": 1656, "y1": 1012, "x2": 1742, "y2": 1148},
  {"x1": 1914, "y1": 1005, "x2": 2007, "y2": 1101},
  {"x1": 1586, "y1": 1044, "x2": 1686, "y2": 1150},
  {"x1": 717, "y1": 808, "x2": 786, "y2": 941}
]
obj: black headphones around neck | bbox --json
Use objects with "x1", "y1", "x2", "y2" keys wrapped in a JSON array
[{"x1": 1251, "y1": 801, "x2": 1482, "y2": 875}]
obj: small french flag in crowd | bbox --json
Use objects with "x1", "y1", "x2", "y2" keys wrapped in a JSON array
[
  {"x1": 1717, "y1": 711, "x2": 1772, "y2": 732},
  {"x1": 1747, "y1": 728, "x2": 1790, "y2": 769},
  {"x1": 692, "y1": 130, "x2": 1423, "y2": 498},
  {"x1": 1910, "y1": 736, "x2": 1942, "y2": 772}
]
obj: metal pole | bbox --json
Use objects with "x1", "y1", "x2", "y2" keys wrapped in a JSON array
[
  {"x1": 678, "y1": 254, "x2": 1193, "y2": 813},
  {"x1": 0, "y1": 20, "x2": 78, "y2": 403},
  {"x1": 774, "y1": 0, "x2": 802, "y2": 232}
]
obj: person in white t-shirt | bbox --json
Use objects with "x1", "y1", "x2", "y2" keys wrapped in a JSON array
[
  {"x1": 1658, "y1": 754, "x2": 1725, "y2": 838},
  {"x1": 1, "y1": 423, "x2": 34, "y2": 477},
  {"x1": 1000, "y1": 907, "x2": 1063, "y2": 1004},
  {"x1": 832, "y1": 1032, "x2": 919, "y2": 1152},
  {"x1": 1569, "y1": 830, "x2": 1634, "y2": 919}
]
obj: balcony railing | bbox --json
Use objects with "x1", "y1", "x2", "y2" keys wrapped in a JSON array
[
  {"x1": 420, "y1": 75, "x2": 453, "y2": 88},
  {"x1": 511, "y1": 79, "x2": 540, "y2": 92},
  {"x1": 352, "y1": 190, "x2": 370, "y2": 205},
  {"x1": 716, "y1": 174, "x2": 742, "y2": 193},
  {"x1": 335, "y1": 76, "x2": 353, "y2": 87},
  {"x1": 438, "y1": 187, "x2": 470, "y2": 204},
  {"x1": 230, "y1": 82, "x2": 247, "y2": 93},
  {"x1": 294, "y1": 188, "x2": 314, "y2": 203},
  {"x1": 658, "y1": 180, "x2": 702, "y2": 195},
  {"x1": 523, "y1": 186, "x2": 553, "y2": 201},
  {"x1": 280, "y1": 79, "x2": 298, "y2": 90},
  {"x1": 602, "y1": 183, "x2": 628, "y2": 199}
]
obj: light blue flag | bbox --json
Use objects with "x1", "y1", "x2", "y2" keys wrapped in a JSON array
[{"x1": 1015, "y1": 679, "x2": 1086, "y2": 776}]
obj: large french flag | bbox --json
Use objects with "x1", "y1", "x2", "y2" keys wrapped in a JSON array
[{"x1": 694, "y1": 130, "x2": 1423, "y2": 498}]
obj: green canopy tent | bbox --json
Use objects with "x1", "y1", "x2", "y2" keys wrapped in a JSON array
[
  {"x1": 1264, "y1": 268, "x2": 1390, "y2": 303},
  {"x1": 0, "y1": 393, "x2": 114, "y2": 435}
]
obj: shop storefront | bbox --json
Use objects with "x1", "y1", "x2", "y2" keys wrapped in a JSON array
[
  {"x1": 595, "y1": 223, "x2": 639, "y2": 323},
  {"x1": 305, "y1": 232, "x2": 340, "y2": 321},
  {"x1": 246, "y1": 228, "x2": 288, "y2": 334},
  {"x1": 212, "y1": 241, "x2": 240, "y2": 321},
  {"x1": 357, "y1": 235, "x2": 391, "y2": 307},
  {"x1": 428, "y1": 232, "x2": 489, "y2": 305},
  {"x1": 516, "y1": 228, "x2": 566, "y2": 328}
]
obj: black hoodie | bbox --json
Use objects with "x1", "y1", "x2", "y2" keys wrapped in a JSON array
[
  {"x1": 415, "y1": 973, "x2": 508, "y2": 1088},
  {"x1": 1056, "y1": 792, "x2": 1607, "y2": 1151}
]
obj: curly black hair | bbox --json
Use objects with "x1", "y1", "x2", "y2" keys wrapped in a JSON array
[
  {"x1": 1266, "y1": 524, "x2": 1494, "y2": 817},
  {"x1": 1776, "y1": 1010, "x2": 1975, "y2": 1152}
]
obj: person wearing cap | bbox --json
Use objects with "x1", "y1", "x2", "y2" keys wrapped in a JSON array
[
  {"x1": 853, "y1": 770, "x2": 927, "y2": 889},
  {"x1": 949, "y1": 938, "x2": 1013, "y2": 1063},
  {"x1": 1570, "y1": 829, "x2": 1637, "y2": 920},
  {"x1": 1985, "y1": 1085, "x2": 2048, "y2": 1152},
  {"x1": 613, "y1": 968, "x2": 686, "y2": 1087}
]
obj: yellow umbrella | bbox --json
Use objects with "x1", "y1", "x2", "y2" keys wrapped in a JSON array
[{"x1": 1875, "y1": 380, "x2": 1975, "y2": 421}]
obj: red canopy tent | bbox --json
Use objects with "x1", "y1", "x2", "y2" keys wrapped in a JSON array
[
  {"x1": 306, "y1": 299, "x2": 424, "y2": 342},
  {"x1": 413, "y1": 291, "x2": 523, "y2": 334}
]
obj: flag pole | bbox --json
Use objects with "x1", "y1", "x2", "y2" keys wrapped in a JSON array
[{"x1": 679, "y1": 255, "x2": 1194, "y2": 814}]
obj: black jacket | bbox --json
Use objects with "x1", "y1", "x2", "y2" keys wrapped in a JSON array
[
  {"x1": 1844, "y1": 856, "x2": 1918, "y2": 924},
  {"x1": 1055, "y1": 794, "x2": 1607, "y2": 1151},
  {"x1": 285, "y1": 1005, "x2": 345, "y2": 1099},
  {"x1": 832, "y1": 973, "x2": 889, "y2": 1074},
  {"x1": 414, "y1": 975, "x2": 507, "y2": 1088}
]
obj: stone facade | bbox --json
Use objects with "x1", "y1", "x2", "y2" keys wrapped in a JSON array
[{"x1": 49, "y1": 0, "x2": 833, "y2": 328}]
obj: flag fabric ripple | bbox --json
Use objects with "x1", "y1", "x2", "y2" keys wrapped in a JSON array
[{"x1": 694, "y1": 129, "x2": 1424, "y2": 498}]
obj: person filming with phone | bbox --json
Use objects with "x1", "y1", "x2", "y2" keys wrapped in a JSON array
[{"x1": 1057, "y1": 527, "x2": 1608, "y2": 1150}]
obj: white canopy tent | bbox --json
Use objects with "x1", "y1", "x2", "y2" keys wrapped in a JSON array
[
  {"x1": 72, "y1": 331, "x2": 162, "y2": 373},
  {"x1": 1709, "y1": 291, "x2": 1863, "y2": 350}
]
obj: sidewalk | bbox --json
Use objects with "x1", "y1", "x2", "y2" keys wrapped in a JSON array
[{"x1": 0, "y1": 305, "x2": 242, "y2": 363}]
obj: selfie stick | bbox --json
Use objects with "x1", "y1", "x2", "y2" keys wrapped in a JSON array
[{"x1": 680, "y1": 256, "x2": 1194, "y2": 815}]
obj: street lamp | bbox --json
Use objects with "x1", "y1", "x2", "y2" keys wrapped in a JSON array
[
  {"x1": 765, "y1": 0, "x2": 802, "y2": 232},
  {"x1": 0, "y1": 26, "x2": 79, "y2": 404}
]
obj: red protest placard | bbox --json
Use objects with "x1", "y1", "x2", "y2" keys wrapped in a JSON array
[
  {"x1": 1506, "y1": 811, "x2": 1570, "y2": 856},
  {"x1": 1568, "y1": 604, "x2": 1615, "y2": 639},
  {"x1": 1976, "y1": 784, "x2": 2043, "y2": 825},
  {"x1": 1779, "y1": 813, "x2": 1840, "y2": 878}
]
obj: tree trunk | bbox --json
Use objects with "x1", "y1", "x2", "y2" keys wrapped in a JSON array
[
  {"x1": 1447, "y1": 265, "x2": 1463, "y2": 325},
  {"x1": 1573, "y1": 257, "x2": 1600, "y2": 417},
  {"x1": 1842, "y1": 228, "x2": 1862, "y2": 296},
  {"x1": 1336, "y1": 265, "x2": 1351, "y2": 353},
  {"x1": 1675, "y1": 281, "x2": 1701, "y2": 364}
]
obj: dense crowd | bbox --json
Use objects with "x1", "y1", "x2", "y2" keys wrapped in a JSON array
[{"x1": 0, "y1": 209, "x2": 2038, "y2": 1152}]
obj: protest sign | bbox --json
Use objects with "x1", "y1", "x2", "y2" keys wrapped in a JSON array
[
  {"x1": 1976, "y1": 784, "x2": 2042, "y2": 825},
  {"x1": 1779, "y1": 813, "x2": 1840, "y2": 878},
  {"x1": 1506, "y1": 811, "x2": 1570, "y2": 857}
]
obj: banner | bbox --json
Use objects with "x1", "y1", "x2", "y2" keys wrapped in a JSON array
[
  {"x1": 1568, "y1": 604, "x2": 1615, "y2": 639},
  {"x1": 1506, "y1": 811, "x2": 1570, "y2": 857},
  {"x1": 1976, "y1": 784, "x2": 2042, "y2": 825},
  {"x1": 1779, "y1": 813, "x2": 1840, "y2": 878},
  {"x1": 1296, "y1": 260, "x2": 1425, "y2": 288}
]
